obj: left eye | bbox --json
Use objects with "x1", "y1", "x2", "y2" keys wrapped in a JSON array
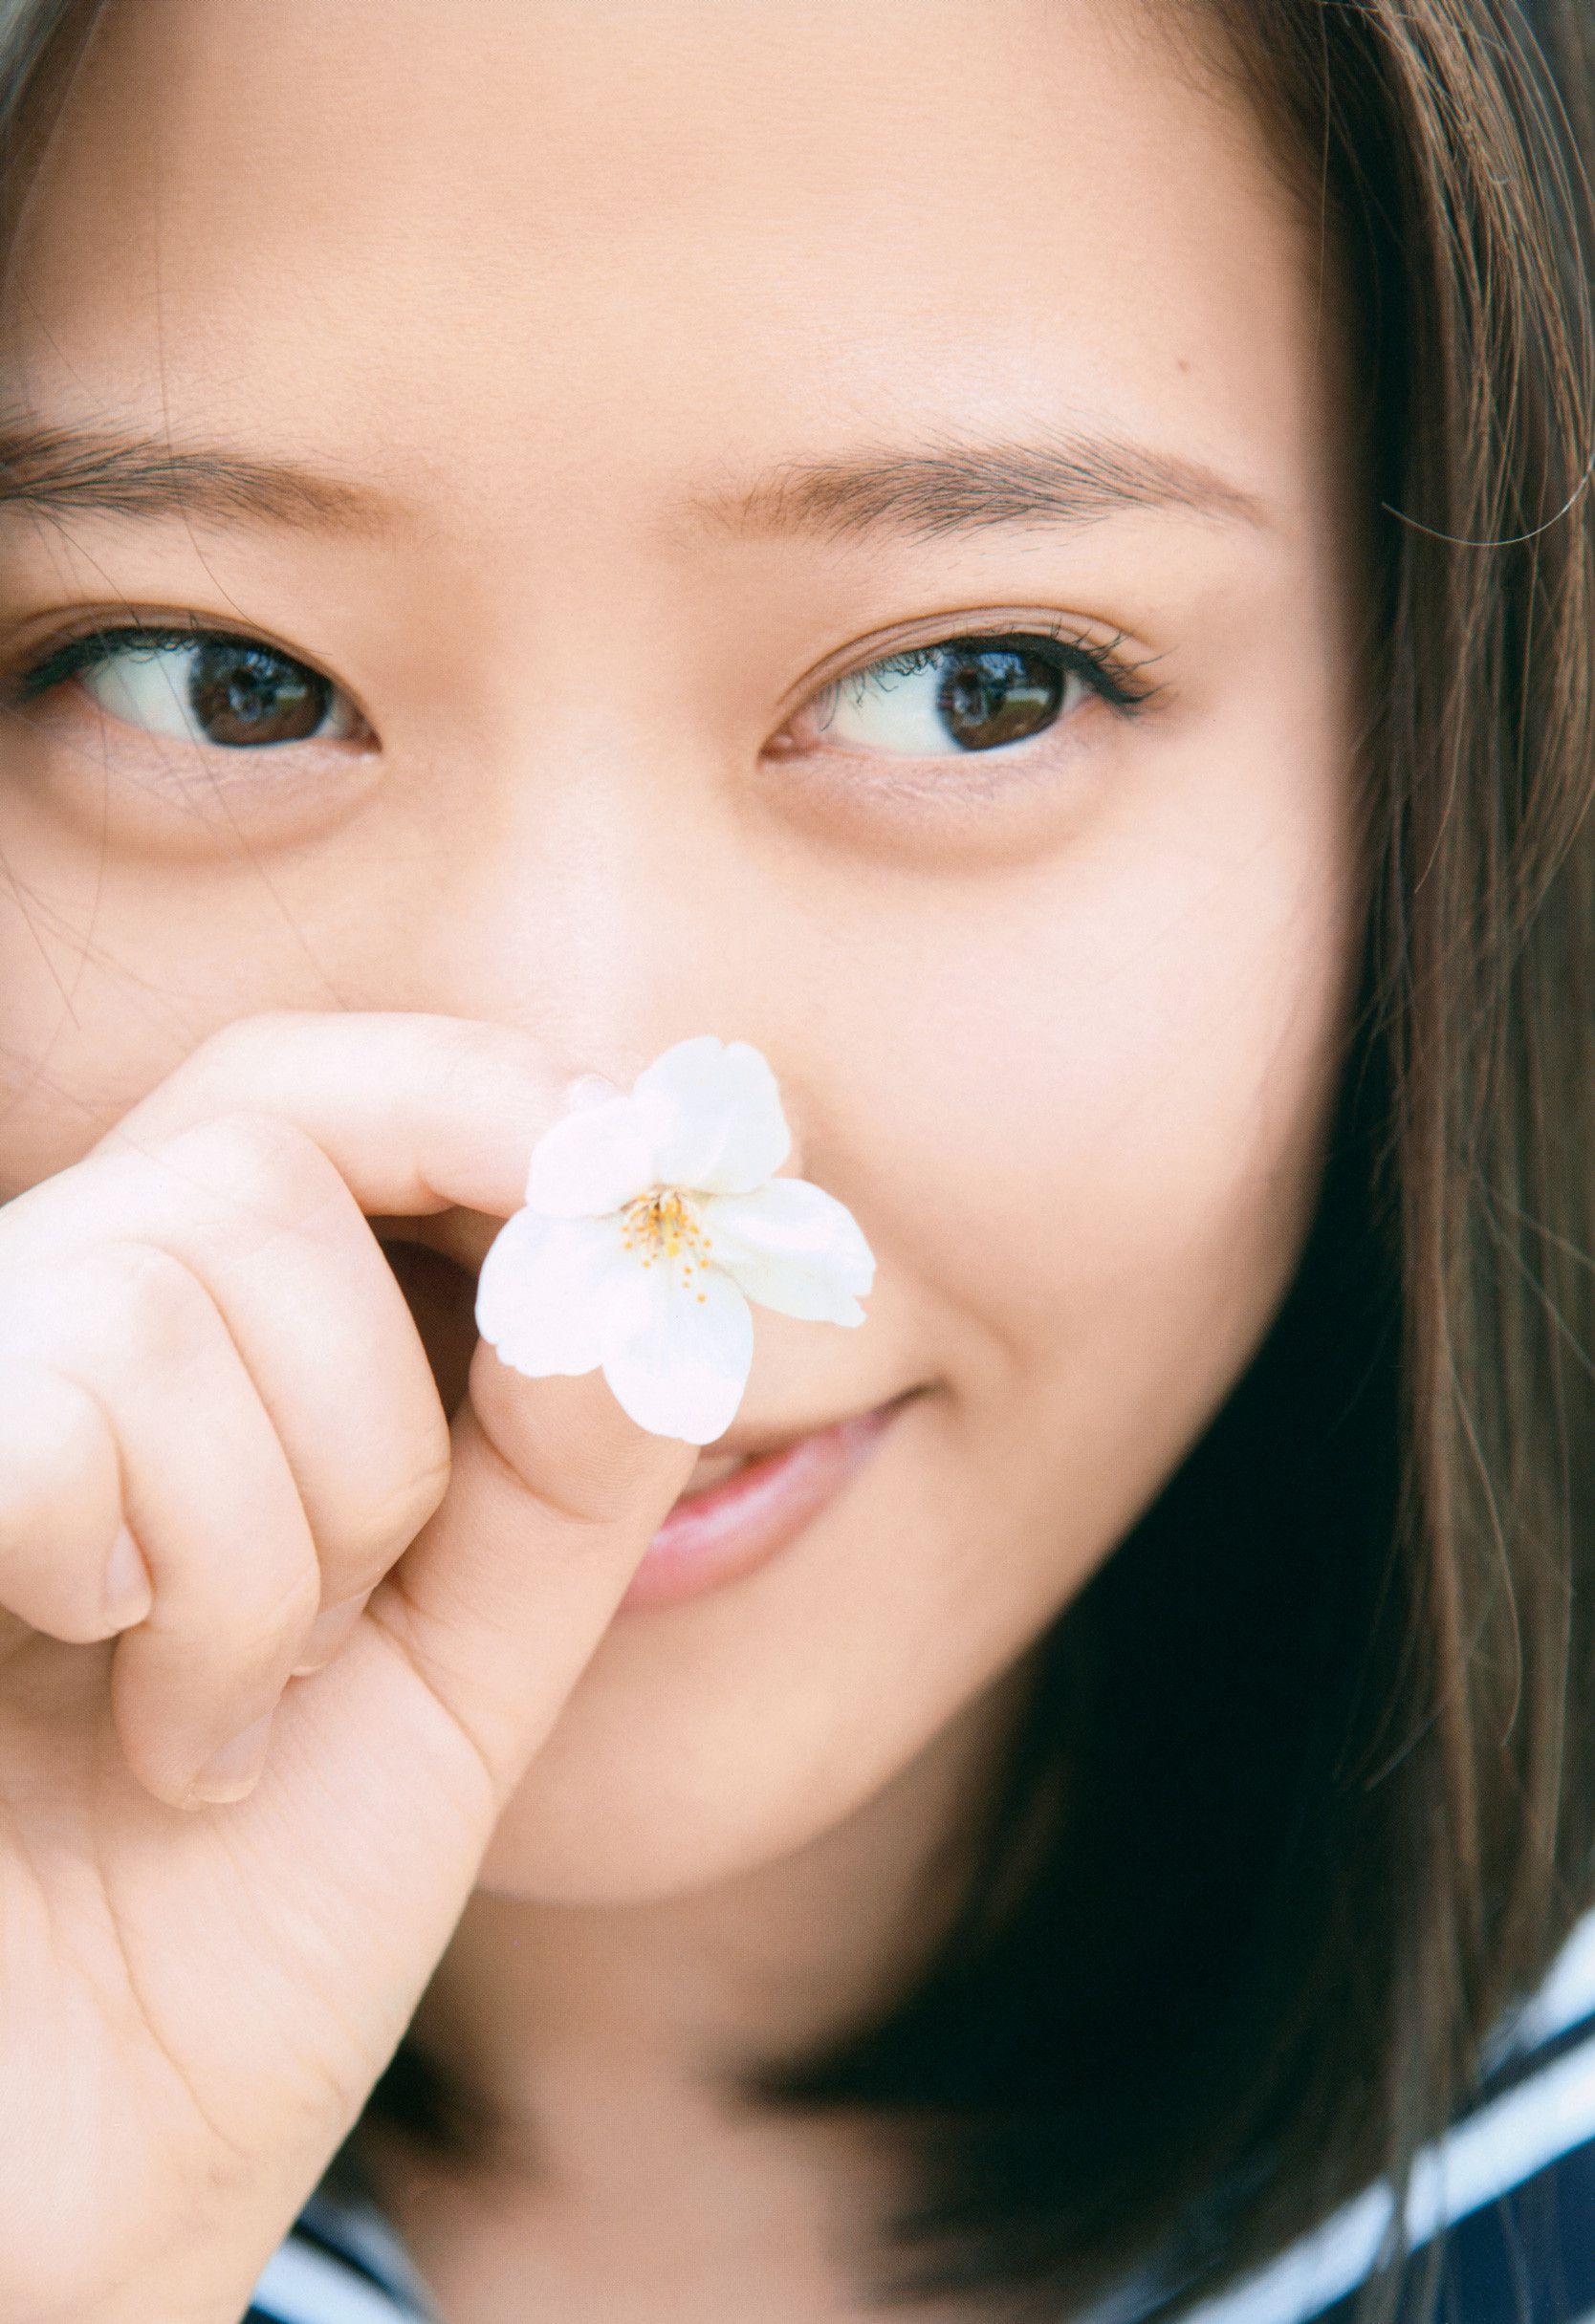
[
  {"x1": 33, "y1": 628, "x2": 358, "y2": 748},
  {"x1": 809, "y1": 638, "x2": 1078, "y2": 757}
]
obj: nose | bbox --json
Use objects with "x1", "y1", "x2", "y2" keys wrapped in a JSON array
[{"x1": 381, "y1": 742, "x2": 811, "y2": 1184}]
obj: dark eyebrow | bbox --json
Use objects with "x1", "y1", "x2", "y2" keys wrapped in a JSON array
[
  {"x1": 0, "y1": 417, "x2": 388, "y2": 532},
  {"x1": 684, "y1": 425, "x2": 1273, "y2": 543},
  {"x1": 0, "y1": 414, "x2": 1272, "y2": 545}
]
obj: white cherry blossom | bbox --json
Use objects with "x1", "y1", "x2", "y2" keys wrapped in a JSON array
[{"x1": 475, "y1": 1035, "x2": 875, "y2": 1444}]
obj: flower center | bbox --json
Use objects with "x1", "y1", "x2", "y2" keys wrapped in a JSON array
[{"x1": 620, "y1": 1185, "x2": 714, "y2": 1301}]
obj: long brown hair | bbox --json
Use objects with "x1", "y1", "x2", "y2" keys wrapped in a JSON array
[{"x1": 2, "y1": 6, "x2": 1592, "y2": 2321}]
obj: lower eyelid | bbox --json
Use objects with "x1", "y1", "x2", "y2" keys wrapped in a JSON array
[{"x1": 5, "y1": 684, "x2": 377, "y2": 839}]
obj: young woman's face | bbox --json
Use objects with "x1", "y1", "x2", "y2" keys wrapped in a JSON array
[{"x1": 0, "y1": 0, "x2": 1364, "y2": 1903}]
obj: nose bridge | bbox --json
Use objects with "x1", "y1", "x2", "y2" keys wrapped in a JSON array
[{"x1": 404, "y1": 722, "x2": 791, "y2": 1119}]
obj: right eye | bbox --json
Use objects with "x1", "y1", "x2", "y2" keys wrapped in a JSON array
[{"x1": 20, "y1": 625, "x2": 361, "y2": 749}]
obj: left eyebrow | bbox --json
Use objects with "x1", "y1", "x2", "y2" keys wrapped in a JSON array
[
  {"x1": 0, "y1": 416, "x2": 393, "y2": 533},
  {"x1": 683, "y1": 424, "x2": 1274, "y2": 543}
]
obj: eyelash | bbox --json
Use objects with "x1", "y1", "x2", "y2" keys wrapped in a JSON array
[
  {"x1": 11, "y1": 619, "x2": 337, "y2": 710},
  {"x1": 819, "y1": 619, "x2": 1162, "y2": 723},
  {"x1": 7, "y1": 614, "x2": 1165, "y2": 739}
]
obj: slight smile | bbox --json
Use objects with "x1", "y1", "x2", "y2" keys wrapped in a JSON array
[{"x1": 619, "y1": 1386, "x2": 926, "y2": 1613}]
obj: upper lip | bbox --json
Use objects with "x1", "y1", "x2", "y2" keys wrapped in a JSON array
[
  {"x1": 705, "y1": 1385, "x2": 921, "y2": 1461},
  {"x1": 705, "y1": 1423, "x2": 824, "y2": 1463}
]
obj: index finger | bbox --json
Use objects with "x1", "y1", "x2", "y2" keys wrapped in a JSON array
[{"x1": 84, "y1": 1010, "x2": 574, "y2": 1224}]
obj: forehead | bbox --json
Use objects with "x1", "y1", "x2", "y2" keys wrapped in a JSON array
[{"x1": 4, "y1": 0, "x2": 1335, "y2": 541}]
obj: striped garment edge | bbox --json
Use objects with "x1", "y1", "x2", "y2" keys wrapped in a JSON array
[{"x1": 243, "y1": 1900, "x2": 1595, "y2": 2324}]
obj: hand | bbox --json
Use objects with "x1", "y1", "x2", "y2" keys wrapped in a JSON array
[{"x1": 0, "y1": 1011, "x2": 698, "y2": 2324}]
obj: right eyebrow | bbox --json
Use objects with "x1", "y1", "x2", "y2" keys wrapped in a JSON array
[
  {"x1": 682, "y1": 424, "x2": 1276, "y2": 544},
  {"x1": 0, "y1": 416, "x2": 392, "y2": 533}
]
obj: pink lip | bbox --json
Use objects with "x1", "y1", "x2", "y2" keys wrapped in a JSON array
[{"x1": 618, "y1": 1393, "x2": 914, "y2": 1613}]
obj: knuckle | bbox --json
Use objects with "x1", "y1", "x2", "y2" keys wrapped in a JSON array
[
  {"x1": 221, "y1": 1548, "x2": 322, "y2": 1652},
  {"x1": 0, "y1": 1361, "x2": 100, "y2": 1477},
  {"x1": 192, "y1": 1008, "x2": 311, "y2": 1078},
  {"x1": 264, "y1": 1558, "x2": 325, "y2": 1640},
  {"x1": 125, "y1": 1010, "x2": 310, "y2": 1136},
  {"x1": 193, "y1": 1104, "x2": 318, "y2": 1189},
  {"x1": 348, "y1": 1436, "x2": 452, "y2": 1565},
  {"x1": 174, "y1": 1108, "x2": 348, "y2": 1241},
  {"x1": 363, "y1": 1587, "x2": 502, "y2": 1807},
  {"x1": 89, "y1": 1240, "x2": 218, "y2": 1372}
]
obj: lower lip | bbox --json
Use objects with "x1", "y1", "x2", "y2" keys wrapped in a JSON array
[{"x1": 618, "y1": 1393, "x2": 913, "y2": 1613}]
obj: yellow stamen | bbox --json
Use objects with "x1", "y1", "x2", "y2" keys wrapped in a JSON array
[{"x1": 621, "y1": 1185, "x2": 713, "y2": 1289}]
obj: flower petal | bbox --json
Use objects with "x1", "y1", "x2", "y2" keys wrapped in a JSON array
[
  {"x1": 596, "y1": 1250, "x2": 754, "y2": 1443},
  {"x1": 629, "y1": 1034, "x2": 791, "y2": 1194},
  {"x1": 475, "y1": 1207, "x2": 627, "y2": 1376},
  {"x1": 524, "y1": 1093, "x2": 661, "y2": 1218},
  {"x1": 696, "y1": 1177, "x2": 874, "y2": 1324}
]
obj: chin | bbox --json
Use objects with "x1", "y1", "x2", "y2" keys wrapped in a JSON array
[{"x1": 471, "y1": 1750, "x2": 834, "y2": 1905}]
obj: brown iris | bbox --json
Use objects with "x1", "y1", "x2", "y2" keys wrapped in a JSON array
[
  {"x1": 934, "y1": 643, "x2": 1062, "y2": 750},
  {"x1": 185, "y1": 640, "x2": 331, "y2": 746}
]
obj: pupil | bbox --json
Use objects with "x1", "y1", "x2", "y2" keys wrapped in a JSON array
[
  {"x1": 937, "y1": 646, "x2": 1061, "y2": 751},
  {"x1": 188, "y1": 641, "x2": 327, "y2": 747}
]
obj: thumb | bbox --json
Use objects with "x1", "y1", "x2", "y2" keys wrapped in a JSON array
[
  {"x1": 101, "y1": 1355, "x2": 698, "y2": 2253},
  {"x1": 361, "y1": 1341, "x2": 698, "y2": 1803}
]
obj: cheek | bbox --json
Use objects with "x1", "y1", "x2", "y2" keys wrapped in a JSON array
[
  {"x1": 0, "y1": 795, "x2": 428, "y2": 1191},
  {"x1": 856, "y1": 754, "x2": 1359, "y2": 1389}
]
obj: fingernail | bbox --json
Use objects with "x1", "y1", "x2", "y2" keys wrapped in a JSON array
[
  {"x1": 102, "y1": 1524, "x2": 154, "y2": 1633},
  {"x1": 562, "y1": 1073, "x2": 623, "y2": 1112},
  {"x1": 290, "y1": 1592, "x2": 367, "y2": 1677},
  {"x1": 186, "y1": 1707, "x2": 274, "y2": 1807}
]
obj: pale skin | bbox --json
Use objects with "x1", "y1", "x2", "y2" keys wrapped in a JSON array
[{"x1": 0, "y1": 1, "x2": 1367, "y2": 2318}]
